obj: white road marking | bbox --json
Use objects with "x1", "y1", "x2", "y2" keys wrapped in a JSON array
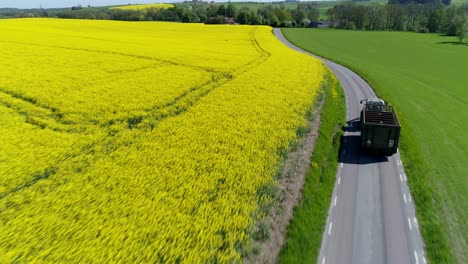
[
  {"x1": 338, "y1": 177, "x2": 341, "y2": 185},
  {"x1": 333, "y1": 196, "x2": 338, "y2": 207},
  {"x1": 409, "y1": 195, "x2": 412, "y2": 203},
  {"x1": 321, "y1": 256, "x2": 326, "y2": 264},
  {"x1": 403, "y1": 193, "x2": 407, "y2": 203},
  {"x1": 423, "y1": 256, "x2": 427, "y2": 264},
  {"x1": 408, "y1": 218, "x2": 413, "y2": 230},
  {"x1": 414, "y1": 250, "x2": 419, "y2": 264},
  {"x1": 399, "y1": 174, "x2": 403, "y2": 182},
  {"x1": 404, "y1": 174, "x2": 407, "y2": 181},
  {"x1": 328, "y1": 222, "x2": 333, "y2": 236},
  {"x1": 414, "y1": 217, "x2": 419, "y2": 229},
  {"x1": 340, "y1": 163, "x2": 343, "y2": 168}
]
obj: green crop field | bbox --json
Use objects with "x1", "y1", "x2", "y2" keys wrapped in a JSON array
[{"x1": 281, "y1": 28, "x2": 467, "y2": 263}]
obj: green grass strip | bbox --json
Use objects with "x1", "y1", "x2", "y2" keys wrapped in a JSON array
[
  {"x1": 279, "y1": 74, "x2": 345, "y2": 263},
  {"x1": 398, "y1": 116, "x2": 454, "y2": 263}
]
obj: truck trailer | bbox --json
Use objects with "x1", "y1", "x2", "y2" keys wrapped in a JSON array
[{"x1": 360, "y1": 98, "x2": 401, "y2": 156}]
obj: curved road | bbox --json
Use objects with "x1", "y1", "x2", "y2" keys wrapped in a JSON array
[{"x1": 274, "y1": 29, "x2": 426, "y2": 264}]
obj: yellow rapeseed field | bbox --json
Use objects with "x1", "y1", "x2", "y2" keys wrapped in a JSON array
[
  {"x1": 110, "y1": 3, "x2": 175, "y2": 10},
  {"x1": 0, "y1": 19, "x2": 326, "y2": 262}
]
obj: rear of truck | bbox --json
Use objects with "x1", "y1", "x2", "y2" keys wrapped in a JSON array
[{"x1": 360, "y1": 99, "x2": 401, "y2": 156}]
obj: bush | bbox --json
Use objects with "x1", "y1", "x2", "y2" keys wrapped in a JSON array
[
  {"x1": 346, "y1": 21, "x2": 356, "y2": 30},
  {"x1": 205, "y1": 16, "x2": 225, "y2": 24},
  {"x1": 280, "y1": 20, "x2": 294, "y2": 28},
  {"x1": 418, "y1": 27, "x2": 429, "y2": 33}
]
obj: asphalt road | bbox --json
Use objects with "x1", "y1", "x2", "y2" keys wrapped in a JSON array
[{"x1": 273, "y1": 28, "x2": 427, "y2": 264}]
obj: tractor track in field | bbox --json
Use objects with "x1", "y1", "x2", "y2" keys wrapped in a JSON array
[
  {"x1": 1, "y1": 28, "x2": 271, "y2": 133},
  {"x1": 0, "y1": 40, "x2": 217, "y2": 74},
  {"x1": 0, "y1": 88, "x2": 77, "y2": 132},
  {"x1": 110, "y1": 27, "x2": 272, "y2": 131},
  {"x1": 0, "y1": 27, "x2": 273, "y2": 202}
]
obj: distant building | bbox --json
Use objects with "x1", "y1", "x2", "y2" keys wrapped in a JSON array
[
  {"x1": 225, "y1": 17, "x2": 236, "y2": 24},
  {"x1": 309, "y1": 21, "x2": 321, "y2": 28},
  {"x1": 309, "y1": 21, "x2": 331, "y2": 28},
  {"x1": 318, "y1": 20, "x2": 331, "y2": 28}
]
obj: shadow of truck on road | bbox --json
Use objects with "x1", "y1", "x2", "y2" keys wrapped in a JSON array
[{"x1": 338, "y1": 119, "x2": 389, "y2": 165}]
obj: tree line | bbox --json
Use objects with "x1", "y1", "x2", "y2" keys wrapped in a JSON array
[
  {"x1": 1, "y1": 3, "x2": 322, "y2": 28},
  {"x1": 327, "y1": 2, "x2": 468, "y2": 40},
  {"x1": 2, "y1": 1, "x2": 467, "y2": 41}
]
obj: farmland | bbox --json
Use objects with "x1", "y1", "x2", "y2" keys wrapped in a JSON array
[
  {"x1": 0, "y1": 19, "x2": 327, "y2": 262},
  {"x1": 282, "y1": 28, "x2": 468, "y2": 263},
  {"x1": 110, "y1": 4, "x2": 174, "y2": 10}
]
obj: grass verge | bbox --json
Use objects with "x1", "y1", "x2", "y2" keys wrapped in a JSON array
[
  {"x1": 398, "y1": 117, "x2": 454, "y2": 263},
  {"x1": 279, "y1": 73, "x2": 345, "y2": 263}
]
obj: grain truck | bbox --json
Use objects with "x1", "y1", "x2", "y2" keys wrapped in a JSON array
[{"x1": 360, "y1": 98, "x2": 401, "y2": 156}]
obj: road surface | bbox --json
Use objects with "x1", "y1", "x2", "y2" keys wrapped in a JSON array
[{"x1": 273, "y1": 28, "x2": 426, "y2": 264}]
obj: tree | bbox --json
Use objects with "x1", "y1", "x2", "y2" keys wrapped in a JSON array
[
  {"x1": 405, "y1": 4, "x2": 424, "y2": 32},
  {"x1": 276, "y1": 9, "x2": 292, "y2": 22},
  {"x1": 226, "y1": 4, "x2": 237, "y2": 18},
  {"x1": 427, "y1": 8, "x2": 444, "y2": 32},
  {"x1": 182, "y1": 12, "x2": 193, "y2": 22},
  {"x1": 207, "y1": 5, "x2": 219, "y2": 17},
  {"x1": 71, "y1": 5, "x2": 83, "y2": 10},
  {"x1": 386, "y1": 4, "x2": 405, "y2": 31},
  {"x1": 368, "y1": 5, "x2": 386, "y2": 30},
  {"x1": 453, "y1": 14, "x2": 468, "y2": 43},
  {"x1": 217, "y1": 5, "x2": 226, "y2": 17},
  {"x1": 296, "y1": 2, "x2": 319, "y2": 21},
  {"x1": 307, "y1": 8, "x2": 320, "y2": 21},
  {"x1": 250, "y1": 11, "x2": 261, "y2": 25},
  {"x1": 292, "y1": 9, "x2": 307, "y2": 24},
  {"x1": 236, "y1": 8, "x2": 251, "y2": 24},
  {"x1": 266, "y1": 11, "x2": 279, "y2": 27}
]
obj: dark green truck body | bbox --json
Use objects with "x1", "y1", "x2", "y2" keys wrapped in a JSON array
[{"x1": 360, "y1": 101, "x2": 401, "y2": 156}]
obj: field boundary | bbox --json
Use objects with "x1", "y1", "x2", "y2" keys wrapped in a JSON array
[
  {"x1": 244, "y1": 75, "x2": 326, "y2": 263},
  {"x1": 278, "y1": 74, "x2": 345, "y2": 263}
]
